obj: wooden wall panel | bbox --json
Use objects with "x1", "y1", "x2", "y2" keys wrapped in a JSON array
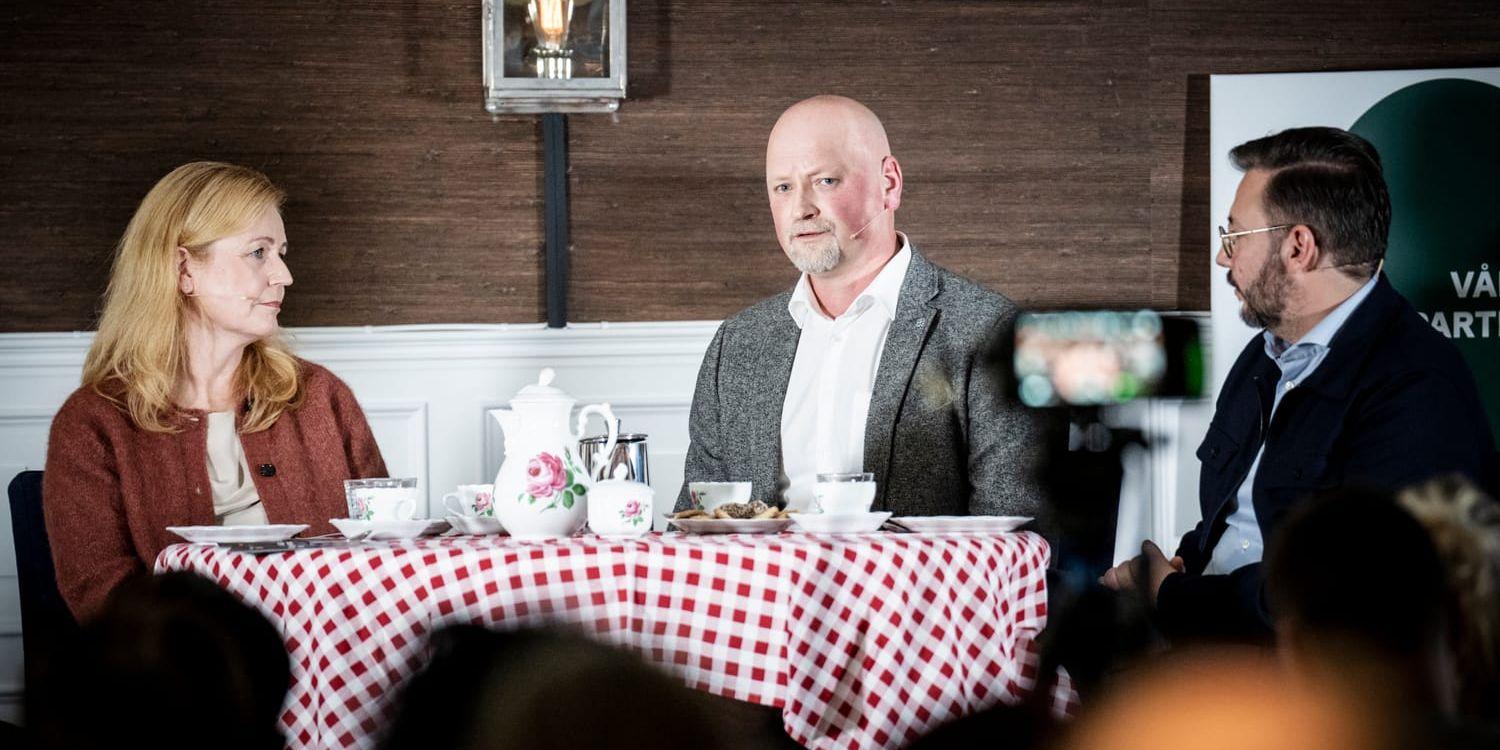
[
  {"x1": 2, "y1": 1, "x2": 1497, "y2": 331},
  {"x1": 0, "y1": 0, "x2": 546, "y2": 331},
  {"x1": 570, "y1": 0, "x2": 1153, "y2": 320},
  {"x1": 1146, "y1": 0, "x2": 1500, "y2": 310}
]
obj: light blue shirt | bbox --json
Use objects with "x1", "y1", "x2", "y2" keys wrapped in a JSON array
[{"x1": 1204, "y1": 274, "x2": 1381, "y2": 575}]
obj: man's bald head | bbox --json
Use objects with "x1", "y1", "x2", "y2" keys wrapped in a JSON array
[
  {"x1": 767, "y1": 95, "x2": 891, "y2": 167},
  {"x1": 765, "y1": 95, "x2": 903, "y2": 278}
]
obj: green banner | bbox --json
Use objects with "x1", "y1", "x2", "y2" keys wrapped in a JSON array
[{"x1": 1352, "y1": 78, "x2": 1500, "y2": 441}]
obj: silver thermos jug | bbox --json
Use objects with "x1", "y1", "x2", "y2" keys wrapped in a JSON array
[{"x1": 579, "y1": 432, "x2": 650, "y2": 486}]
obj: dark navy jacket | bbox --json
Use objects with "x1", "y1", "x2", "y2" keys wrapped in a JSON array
[{"x1": 1156, "y1": 275, "x2": 1494, "y2": 642}]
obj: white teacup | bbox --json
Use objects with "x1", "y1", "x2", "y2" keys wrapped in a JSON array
[
  {"x1": 345, "y1": 478, "x2": 419, "y2": 522},
  {"x1": 444, "y1": 484, "x2": 496, "y2": 518},
  {"x1": 688, "y1": 481, "x2": 752, "y2": 511},
  {"x1": 813, "y1": 472, "x2": 876, "y2": 515}
]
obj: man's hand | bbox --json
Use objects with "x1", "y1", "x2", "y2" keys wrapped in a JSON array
[
  {"x1": 1140, "y1": 540, "x2": 1184, "y2": 606},
  {"x1": 1100, "y1": 540, "x2": 1186, "y2": 608},
  {"x1": 1100, "y1": 554, "x2": 1139, "y2": 593}
]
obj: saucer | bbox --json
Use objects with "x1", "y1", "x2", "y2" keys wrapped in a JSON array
[
  {"x1": 789, "y1": 511, "x2": 892, "y2": 534},
  {"x1": 330, "y1": 518, "x2": 450, "y2": 540},
  {"x1": 667, "y1": 516, "x2": 794, "y2": 535},
  {"x1": 167, "y1": 524, "x2": 309, "y2": 544},
  {"x1": 445, "y1": 514, "x2": 506, "y2": 535},
  {"x1": 886, "y1": 516, "x2": 1032, "y2": 533}
]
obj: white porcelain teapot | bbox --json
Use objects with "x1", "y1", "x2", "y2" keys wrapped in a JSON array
[{"x1": 490, "y1": 368, "x2": 618, "y2": 539}]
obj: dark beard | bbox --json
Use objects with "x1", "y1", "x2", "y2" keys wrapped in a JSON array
[{"x1": 1236, "y1": 256, "x2": 1288, "y2": 331}]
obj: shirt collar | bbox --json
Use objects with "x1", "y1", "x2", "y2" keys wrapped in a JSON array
[
  {"x1": 788, "y1": 233, "x2": 913, "y2": 329},
  {"x1": 1262, "y1": 273, "x2": 1381, "y2": 359}
]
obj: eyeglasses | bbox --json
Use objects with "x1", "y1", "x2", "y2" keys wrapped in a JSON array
[{"x1": 1218, "y1": 224, "x2": 1291, "y2": 259}]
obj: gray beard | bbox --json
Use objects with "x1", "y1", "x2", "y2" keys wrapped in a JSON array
[{"x1": 789, "y1": 239, "x2": 841, "y2": 275}]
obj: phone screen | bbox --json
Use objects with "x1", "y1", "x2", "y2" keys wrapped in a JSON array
[{"x1": 1014, "y1": 311, "x2": 1205, "y2": 407}]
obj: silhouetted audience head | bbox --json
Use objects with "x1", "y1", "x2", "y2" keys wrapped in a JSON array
[
  {"x1": 1399, "y1": 475, "x2": 1500, "y2": 720},
  {"x1": 905, "y1": 699, "x2": 1056, "y2": 750},
  {"x1": 1265, "y1": 485, "x2": 1463, "y2": 747},
  {"x1": 1267, "y1": 487, "x2": 1448, "y2": 677},
  {"x1": 382, "y1": 625, "x2": 728, "y2": 750},
  {"x1": 26, "y1": 571, "x2": 290, "y2": 750},
  {"x1": 1061, "y1": 648, "x2": 1386, "y2": 750}
]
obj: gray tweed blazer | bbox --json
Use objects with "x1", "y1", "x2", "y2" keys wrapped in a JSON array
[{"x1": 676, "y1": 246, "x2": 1047, "y2": 517}]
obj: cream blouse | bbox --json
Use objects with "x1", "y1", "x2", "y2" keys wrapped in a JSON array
[{"x1": 205, "y1": 411, "x2": 269, "y2": 526}]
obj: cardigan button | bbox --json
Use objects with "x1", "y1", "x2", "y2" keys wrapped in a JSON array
[{"x1": 258, "y1": 463, "x2": 276, "y2": 477}]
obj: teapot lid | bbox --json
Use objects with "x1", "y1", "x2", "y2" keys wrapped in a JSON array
[
  {"x1": 510, "y1": 368, "x2": 575, "y2": 405},
  {"x1": 594, "y1": 463, "x2": 653, "y2": 490}
]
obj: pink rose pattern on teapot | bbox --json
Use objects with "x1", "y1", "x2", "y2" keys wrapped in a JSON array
[{"x1": 518, "y1": 449, "x2": 588, "y2": 511}]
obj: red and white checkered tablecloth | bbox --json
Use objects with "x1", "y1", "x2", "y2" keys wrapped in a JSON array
[{"x1": 157, "y1": 530, "x2": 1075, "y2": 749}]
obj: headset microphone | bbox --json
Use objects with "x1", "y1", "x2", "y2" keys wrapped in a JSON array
[
  {"x1": 848, "y1": 205, "x2": 889, "y2": 240},
  {"x1": 186, "y1": 292, "x2": 258, "y2": 302}
]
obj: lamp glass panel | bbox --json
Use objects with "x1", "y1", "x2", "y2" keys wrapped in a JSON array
[{"x1": 502, "y1": 0, "x2": 611, "y2": 79}]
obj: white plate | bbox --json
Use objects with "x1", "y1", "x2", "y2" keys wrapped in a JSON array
[
  {"x1": 445, "y1": 515, "x2": 506, "y2": 535},
  {"x1": 329, "y1": 518, "x2": 450, "y2": 540},
  {"x1": 888, "y1": 516, "x2": 1032, "y2": 533},
  {"x1": 789, "y1": 511, "x2": 892, "y2": 534},
  {"x1": 668, "y1": 517, "x2": 795, "y2": 535},
  {"x1": 167, "y1": 524, "x2": 309, "y2": 544}
]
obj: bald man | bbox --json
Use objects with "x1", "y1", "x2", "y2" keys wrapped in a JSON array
[{"x1": 676, "y1": 96, "x2": 1047, "y2": 517}]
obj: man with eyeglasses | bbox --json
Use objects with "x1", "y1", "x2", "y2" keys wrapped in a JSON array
[{"x1": 1101, "y1": 126, "x2": 1493, "y2": 642}]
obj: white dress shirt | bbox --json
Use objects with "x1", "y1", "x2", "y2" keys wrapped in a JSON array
[
  {"x1": 1204, "y1": 274, "x2": 1381, "y2": 574},
  {"x1": 779, "y1": 236, "x2": 913, "y2": 511}
]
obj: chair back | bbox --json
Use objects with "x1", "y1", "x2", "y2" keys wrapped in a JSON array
[{"x1": 8, "y1": 470, "x2": 77, "y2": 691}]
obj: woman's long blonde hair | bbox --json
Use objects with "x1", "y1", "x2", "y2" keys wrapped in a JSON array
[{"x1": 83, "y1": 162, "x2": 303, "y2": 433}]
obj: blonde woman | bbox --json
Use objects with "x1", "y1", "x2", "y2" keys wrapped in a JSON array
[{"x1": 44, "y1": 162, "x2": 387, "y2": 620}]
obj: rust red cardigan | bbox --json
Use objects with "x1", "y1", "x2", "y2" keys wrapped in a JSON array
[{"x1": 43, "y1": 361, "x2": 388, "y2": 621}]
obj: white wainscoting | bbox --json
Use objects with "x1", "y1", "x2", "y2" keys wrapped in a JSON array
[{"x1": 0, "y1": 318, "x2": 1210, "y2": 723}]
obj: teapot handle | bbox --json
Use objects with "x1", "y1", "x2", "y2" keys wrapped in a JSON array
[{"x1": 574, "y1": 403, "x2": 619, "y2": 481}]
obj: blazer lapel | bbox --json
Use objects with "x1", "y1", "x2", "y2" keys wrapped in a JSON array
[
  {"x1": 864, "y1": 249, "x2": 940, "y2": 509},
  {"x1": 751, "y1": 307, "x2": 800, "y2": 499}
]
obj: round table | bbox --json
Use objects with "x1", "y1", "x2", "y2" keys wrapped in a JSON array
[{"x1": 157, "y1": 530, "x2": 1074, "y2": 749}]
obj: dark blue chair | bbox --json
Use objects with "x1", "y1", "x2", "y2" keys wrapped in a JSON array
[{"x1": 8, "y1": 470, "x2": 77, "y2": 693}]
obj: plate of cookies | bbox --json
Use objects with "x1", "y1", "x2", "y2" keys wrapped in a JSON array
[{"x1": 665, "y1": 501, "x2": 794, "y2": 534}]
